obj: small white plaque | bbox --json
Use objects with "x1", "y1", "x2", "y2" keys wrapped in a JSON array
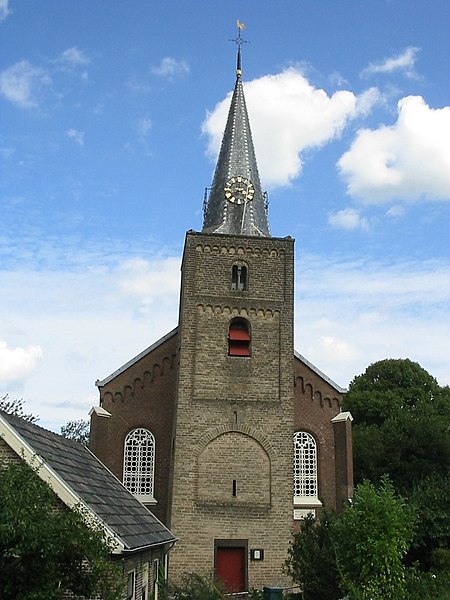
[{"x1": 294, "y1": 508, "x2": 316, "y2": 520}]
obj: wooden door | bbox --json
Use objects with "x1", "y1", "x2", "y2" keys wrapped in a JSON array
[{"x1": 216, "y1": 546, "x2": 246, "y2": 592}]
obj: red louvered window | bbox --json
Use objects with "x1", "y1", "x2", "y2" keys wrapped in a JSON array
[{"x1": 228, "y1": 318, "x2": 250, "y2": 357}]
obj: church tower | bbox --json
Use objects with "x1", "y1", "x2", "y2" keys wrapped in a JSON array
[
  {"x1": 89, "y1": 36, "x2": 353, "y2": 595},
  {"x1": 168, "y1": 47, "x2": 294, "y2": 589}
]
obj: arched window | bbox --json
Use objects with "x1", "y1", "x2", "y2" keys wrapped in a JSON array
[
  {"x1": 228, "y1": 318, "x2": 250, "y2": 357},
  {"x1": 123, "y1": 428, "x2": 155, "y2": 502},
  {"x1": 231, "y1": 264, "x2": 247, "y2": 291},
  {"x1": 293, "y1": 431, "x2": 318, "y2": 501}
]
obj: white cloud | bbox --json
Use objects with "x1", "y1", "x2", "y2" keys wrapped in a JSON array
[
  {"x1": 361, "y1": 47, "x2": 420, "y2": 78},
  {"x1": 338, "y1": 96, "x2": 450, "y2": 203},
  {"x1": 0, "y1": 60, "x2": 51, "y2": 108},
  {"x1": 151, "y1": 57, "x2": 190, "y2": 80},
  {"x1": 296, "y1": 255, "x2": 450, "y2": 388},
  {"x1": 0, "y1": 0, "x2": 11, "y2": 21},
  {"x1": 58, "y1": 47, "x2": 90, "y2": 66},
  {"x1": 0, "y1": 340, "x2": 43, "y2": 381},
  {"x1": 202, "y1": 68, "x2": 380, "y2": 188},
  {"x1": 66, "y1": 128, "x2": 85, "y2": 146},
  {"x1": 328, "y1": 208, "x2": 369, "y2": 231}
]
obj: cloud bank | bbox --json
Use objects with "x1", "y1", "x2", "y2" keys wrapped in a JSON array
[
  {"x1": 338, "y1": 96, "x2": 450, "y2": 203},
  {"x1": 0, "y1": 246, "x2": 448, "y2": 429}
]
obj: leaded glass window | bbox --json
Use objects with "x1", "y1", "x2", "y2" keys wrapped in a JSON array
[
  {"x1": 123, "y1": 428, "x2": 155, "y2": 501},
  {"x1": 294, "y1": 431, "x2": 318, "y2": 500}
]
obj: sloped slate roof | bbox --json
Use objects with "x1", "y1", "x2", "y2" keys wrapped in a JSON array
[
  {"x1": 0, "y1": 410, "x2": 176, "y2": 553},
  {"x1": 202, "y1": 48, "x2": 270, "y2": 237}
]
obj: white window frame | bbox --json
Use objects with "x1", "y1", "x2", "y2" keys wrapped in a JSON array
[
  {"x1": 153, "y1": 558, "x2": 160, "y2": 600},
  {"x1": 293, "y1": 431, "x2": 322, "y2": 506},
  {"x1": 126, "y1": 569, "x2": 136, "y2": 600},
  {"x1": 123, "y1": 428, "x2": 156, "y2": 503}
]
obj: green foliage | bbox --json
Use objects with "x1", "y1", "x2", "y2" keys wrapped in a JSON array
[
  {"x1": 285, "y1": 511, "x2": 341, "y2": 600},
  {"x1": 168, "y1": 572, "x2": 227, "y2": 600},
  {"x1": 0, "y1": 461, "x2": 123, "y2": 600},
  {"x1": 286, "y1": 479, "x2": 416, "y2": 600},
  {"x1": 409, "y1": 474, "x2": 450, "y2": 568},
  {"x1": 343, "y1": 358, "x2": 450, "y2": 572},
  {"x1": 333, "y1": 477, "x2": 415, "y2": 600},
  {"x1": 344, "y1": 358, "x2": 440, "y2": 426},
  {"x1": 0, "y1": 394, "x2": 38, "y2": 422},
  {"x1": 404, "y1": 566, "x2": 450, "y2": 600},
  {"x1": 60, "y1": 418, "x2": 90, "y2": 445}
]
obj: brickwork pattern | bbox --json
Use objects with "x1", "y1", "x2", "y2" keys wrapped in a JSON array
[
  {"x1": 169, "y1": 231, "x2": 295, "y2": 589},
  {"x1": 293, "y1": 358, "x2": 349, "y2": 511},
  {"x1": 90, "y1": 333, "x2": 178, "y2": 524}
]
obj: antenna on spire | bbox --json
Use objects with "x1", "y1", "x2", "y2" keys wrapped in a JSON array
[{"x1": 229, "y1": 20, "x2": 249, "y2": 78}]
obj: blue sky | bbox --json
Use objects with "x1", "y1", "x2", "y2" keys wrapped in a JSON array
[{"x1": 1, "y1": 0, "x2": 449, "y2": 431}]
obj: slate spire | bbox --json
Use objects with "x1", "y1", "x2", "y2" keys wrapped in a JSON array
[{"x1": 202, "y1": 47, "x2": 270, "y2": 237}]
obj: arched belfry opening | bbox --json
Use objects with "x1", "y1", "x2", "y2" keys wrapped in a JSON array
[
  {"x1": 228, "y1": 317, "x2": 250, "y2": 356},
  {"x1": 231, "y1": 264, "x2": 247, "y2": 291}
]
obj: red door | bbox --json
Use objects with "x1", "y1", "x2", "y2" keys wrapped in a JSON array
[{"x1": 216, "y1": 546, "x2": 246, "y2": 592}]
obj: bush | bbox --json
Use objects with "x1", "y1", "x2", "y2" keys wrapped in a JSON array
[
  {"x1": 169, "y1": 572, "x2": 227, "y2": 600},
  {"x1": 333, "y1": 478, "x2": 415, "y2": 600},
  {"x1": 285, "y1": 510, "x2": 341, "y2": 600}
]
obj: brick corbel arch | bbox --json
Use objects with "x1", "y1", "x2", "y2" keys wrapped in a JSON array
[{"x1": 193, "y1": 423, "x2": 275, "y2": 460}]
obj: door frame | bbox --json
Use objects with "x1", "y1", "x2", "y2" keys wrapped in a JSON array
[{"x1": 214, "y1": 539, "x2": 248, "y2": 592}]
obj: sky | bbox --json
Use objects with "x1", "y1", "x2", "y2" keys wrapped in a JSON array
[{"x1": 1, "y1": 0, "x2": 449, "y2": 432}]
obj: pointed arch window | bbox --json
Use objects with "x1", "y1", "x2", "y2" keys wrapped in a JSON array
[
  {"x1": 294, "y1": 431, "x2": 319, "y2": 503},
  {"x1": 123, "y1": 428, "x2": 155, "y2": 502},
  {"x1": 231, "y1": 264, "x2": 247, "y2": 291},
  {"x1": 228, "y1": 318, "x2": 250, "y2": 357}
]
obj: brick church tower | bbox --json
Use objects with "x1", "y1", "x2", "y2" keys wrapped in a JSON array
[{"x1": 89, "y1": 46, "x2": 353, "y2": 592}]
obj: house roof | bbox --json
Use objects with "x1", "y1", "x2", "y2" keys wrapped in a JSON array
[{"x1": 0, "y1": 410, "x2": 177, "y2": 554}]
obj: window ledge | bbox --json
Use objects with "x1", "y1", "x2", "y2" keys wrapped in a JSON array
[
  {"x1": 135, "y1": 494, "x2": 157, "y2": 505},
  {"x1": 293, "y1": 496, "x2": 322, "y2": 507}
]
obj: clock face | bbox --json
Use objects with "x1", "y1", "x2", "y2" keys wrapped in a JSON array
[{"x1": 224, "y1": 176, "x2": 255, "y2": 205}]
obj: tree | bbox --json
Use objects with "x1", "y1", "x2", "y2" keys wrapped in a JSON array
[
  {"x1": 333, "y1": 478, "x2": 415, "y2": 600},
  {"x1": 343, "y1": 358, "x2": 450, "y2": 575},
  {"x1": 285, "y1": 510, "x2": 341, "y2": 600},
  {"x1": 0, "y1": 461, "x2": 123, "y2": 600},
  {"x1": 343, "y1": 358, "x2": 441, "y2": 427},
  {"x1": 0, "y1": 394, "x2": 38, "y2": 423},
  {"x1": 286, "y1": 478, "x2": 416, "y2": 600},
  {"x1": 61, "y1": 418, "x2": 90, "y2": 445},
  {"x1": 343, "y1": 359, "x2": 450, "y2": 493},
  {"x1": 409, "y1": 474, "x2": 450, "y2": 568}
]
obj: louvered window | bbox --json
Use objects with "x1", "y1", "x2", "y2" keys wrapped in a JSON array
[
  {"x1": 294, "y1": 431, "x2": 318, "y2": 501},
  {"x1": 228, "y1": 318, "x2": 250, "y2": 356},
  {"x1": 123, "y1": 428, "x2": 155, "y2": 502}
]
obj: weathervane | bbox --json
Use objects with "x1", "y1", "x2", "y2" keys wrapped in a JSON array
[
  {"x1": 229, "y1": 20, "x2": 248, "y2": 77},
  {"x1": 229, "y1": 19, "x2": 249, "y2": 48}
]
